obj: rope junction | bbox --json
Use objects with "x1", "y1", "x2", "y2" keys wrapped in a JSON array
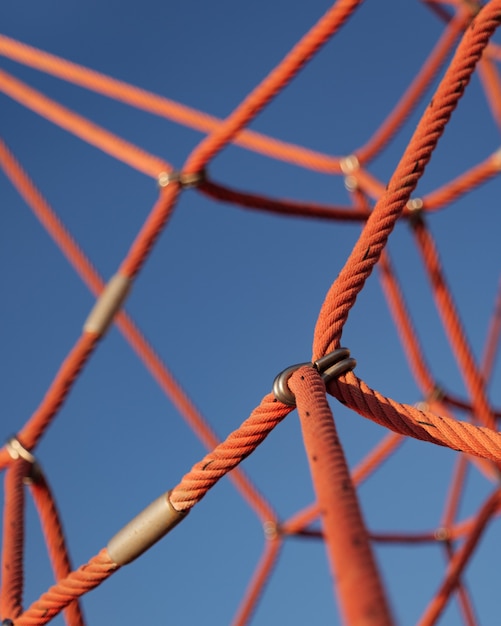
[{"x1": 1, "y1": 0, "x2": 501, "y2": 624}]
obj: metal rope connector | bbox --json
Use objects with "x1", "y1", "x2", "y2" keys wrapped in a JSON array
[
  {"x1": 263, "y1": 520, "x2": 279, "y2": 540},
  {"x1": 83, "y1": 273, "x2": 131, "y2": 336},
  {"x1": 157, "y1": 168, "x2": 205, "y2": 189},
  {"x1": 340, "y1": 155, "x2": 360, "y2": 193},
  {"x1": 107, "y1": 491, "x2": 188, "y2": 566},
  {"x1": 273, "y1": 348, "x2": 356, "y2": 406},
  {"x1": 6, "y1": 436, "x2": 36, "y2": 464},
  {"x1": 6, "y1": 436, "x2": 41, "y2": 484}
]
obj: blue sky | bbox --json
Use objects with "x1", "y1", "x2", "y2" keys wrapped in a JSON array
[{"x1": 1, "y1": 1, "x2": 501, "y2": 624}]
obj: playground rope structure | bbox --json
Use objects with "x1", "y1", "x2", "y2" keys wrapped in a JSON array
[{"x1": 1, "y1": 0, "x2": 501, "y2": 624}]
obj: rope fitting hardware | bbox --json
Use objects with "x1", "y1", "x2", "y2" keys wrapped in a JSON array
[
  {"x1": 157, "y1": 168, "x2": 205, "y2": 189},
  {"x1": 340, "y1": 154, "x2": 359, "y2": 175},
  {"x1": 273, "y1": 347, "x2": 356, "y2": 406},
  {"x1": 106, "y1": 490, "x2": 188, "y2": 566},
  {"x1": 340, "y1": 155, "x2": 360, "y2": 193},
  {"x1": 263, "y1": 520, "x2": 279, "y2": 540},
  {"x1": 6, "y1": 436, "x2": 42, "y2": 484},
  {"x1": 83, "y1": 273, "x2": 131, "y2": 336}
]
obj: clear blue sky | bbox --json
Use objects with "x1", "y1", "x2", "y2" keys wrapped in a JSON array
[{"x1": 1, "y1": 1, "x2": 500, "y2": 624}]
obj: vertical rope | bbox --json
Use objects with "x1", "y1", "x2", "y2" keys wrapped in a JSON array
[
  {"x1": 289, "y1": 367, "x2": 394, "y2": 625},
  {"x1": 0, "y1": 460, "x2": 30, "y2": 621},
  {"x1": 28, "y1": 471, "x2": 85, "y2": 626}
]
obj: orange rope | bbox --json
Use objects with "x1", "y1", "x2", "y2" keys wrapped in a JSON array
[
  {"x1": 411, "y1": 218, "x2": 496, "y2": 429},
  {"x1": 0, "y1": 70, "x2": 169, "y2": 178},
  {"x1": 0, "y1": 460, "x2": 29, "y2": 621},
  {"x1": 282, "y1": 431, "x2": 403, "y2": 536},
  {"x1": 1, "y1": 0, "x2": 501, "y2": 622},
  {"x1": 14, "y1": 549, "x2": 118, "y2": 626},
  {"x1": 118, "y1": 183, "x2": 180, "y2": 279},
  {"x1": 182, "y1": 0, "x2": 363, "y2": 176},
  {"x1": 289, "y1": 366, "x2": 394, "y2": 625},
  {"x1": 200, "y1": 178, "x2": 371, "y2": 222},
  {"x1": 0, "y1": 34, "x2": 344, "y2": 175},
  {"x1": 169, "y1": 394, "x2": 291, "y2": 511},
  {"x1": 477, "y1": 55, "x2": 501, "y2": 129},
  {"x1": 422, "y1": 150, "x2": 501, "y2": 210},
  {"x1": 0, "y1": 332, "x2": 99, "y2": 469},
  {"x1": 231, "y1": 538, "x2": 282, "y2": 626},
  {"x1": 28, "y1": 470, "x2": 85, "y2": 626},
  {"x1": 442, "y1": 541, "x2": 477, "y2": 626},
  {"x1": 328, "y1": 372, "x2": 501, "y2": 461},
  {"x1": 356, "y1": 8, "x2": 471, "y2": 164},
  {"x1": 418, "y1": 489, "x2": 501, "y2": 626},
  {"x1": 312, "y1": 2, "x2": 501, "y2": 360},
  {"x1": 378, "y1": 249, "x2": 436, "y2": 395},
  {"x1": 0, "y1": 139, "x2": 275, "y2": 523}
]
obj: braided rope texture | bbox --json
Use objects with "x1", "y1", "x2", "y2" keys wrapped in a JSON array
[{"x1": 1, "y1": 1, "x2": 501, "y2": 624}]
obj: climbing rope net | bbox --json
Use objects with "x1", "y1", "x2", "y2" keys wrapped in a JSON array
[{"x1": 1, "y1": 0, "x2": 501, "y2": 623}]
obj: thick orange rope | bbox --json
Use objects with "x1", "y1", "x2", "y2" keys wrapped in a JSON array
[
  {"x1": 282, "y1": 431, "x2": 403, "y2": 536},
  {"x1": 14, "y1": 549, "x2": 118, "y2": 626},
  {"x1": 1, "y1": 0, "x2": 501, "y2": 623},
  {"x1": 0, "y1": 460, "x2": 29, "y2": 621},
  {"x1": 356, "y1": 8, "x2": 471, "y2": 164},
  {"x1": 328, "y1": 372, "x2": 501, "y2": 462},
  {"x1": 169, "y1": 394, "x2": 291, "y2": 511},
  {"x1": 28, "y1": 470, "x2": 85, "y2": 626},
  {"x1": 313, "y1": 3, "x2": 501, "y2": 359},
  {"x1": 289, "y1": 366, "x2": 394, "y2": 625}
]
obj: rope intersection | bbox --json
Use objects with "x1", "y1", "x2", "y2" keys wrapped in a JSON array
[{"x1": 1, "y1": 0, "x2": 501, "y2": 624}]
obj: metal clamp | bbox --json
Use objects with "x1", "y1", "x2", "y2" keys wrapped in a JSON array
[
  {"x1": 6, "y1": 436, "x2": 41, "y2": 484},
  {"x1": 6, "y1": 436, "x2": 36, "y2": 464},
  {"x1": 157, "y1": 169, "x2": 205, "y2": 189},
  {"x1": 273, "y1": 348, "x2": 356, "y2": 406}
]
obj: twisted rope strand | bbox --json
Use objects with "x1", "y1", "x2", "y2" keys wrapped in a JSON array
[
  {"x1": 0, "y1": 460, "x2": 29, "y2": 621},
  {"x1": 0, "y1": 139, "x2": 275, "y2": 522},
  {"x1": 14, "y1": 549, "x2": 118, "y2": 626},
  {"x1": 289, "y1": 366, "x2": 394, "y2": 625},
  {"x1": 312, "y1": 2, "x2": 501, "y2": 359},
  {"x1": 28, "y1": 471, "x2": 85, "y2": 626},
  {"x1": 169, "y1": 395, "x2": 291, "y2": 511},
  {"x1": 329, "y1": 372, "x2": 501, "y2": 462}
]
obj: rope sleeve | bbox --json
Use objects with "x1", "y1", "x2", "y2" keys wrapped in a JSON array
[
  {"x1": 83, "y1": 273, "x2": 131, "y2": 336},
  {"x1": 107, "y1": 492, "x2": 187, "y2": 566}
]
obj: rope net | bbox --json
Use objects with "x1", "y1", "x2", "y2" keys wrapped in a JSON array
[{"x1": 1, "y1": 0, "x2": 501, "y2": 623}]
